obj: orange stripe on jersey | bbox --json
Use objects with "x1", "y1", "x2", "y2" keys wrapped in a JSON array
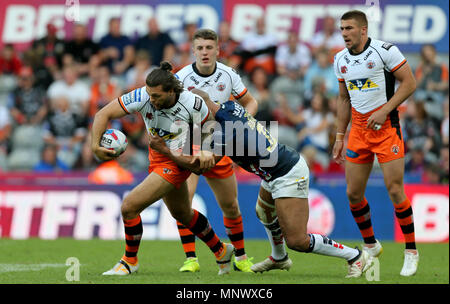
[
  {"x1": 201, "y1": 111, "x2": 209, "y2": 125},
  {"x1": 117, "y1": 97, "x2": 130, "y2": 114},
  {"x1": 233, "y1": 88, "x2": 248, "y2": 99},
  {"x1": 391, "y1": 59, "x2": 407, "y2": 72}
]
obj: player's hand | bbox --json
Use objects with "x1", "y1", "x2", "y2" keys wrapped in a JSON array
[
  {"x1": 149, "y1": 133, "x2": 169, "y2": 155},
  {"x1": 92, "y1": 145, "x2": 117, "y2": 161},
  {"x1": 367, "y1": 108, "x2": 387, "y2": 130},
  {"x1": 332, "y1": 140, "x2": 345, "y2": 164},
  {"x1": 191, "y1": 150, "x2": 216, "y2": 171}
]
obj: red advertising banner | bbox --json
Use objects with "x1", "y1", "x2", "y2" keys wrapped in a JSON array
[{"x1": 395, "y1": 185, "x2": 449, "y2": 243}]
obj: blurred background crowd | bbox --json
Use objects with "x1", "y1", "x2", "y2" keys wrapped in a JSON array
[{"x1": 0, "y1": 16, "x2": 448, "y2": 184}]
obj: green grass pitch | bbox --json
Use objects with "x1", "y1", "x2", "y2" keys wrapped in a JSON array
[{"x1": 0, "y1": 239, "x2": 447, "y2": 284}]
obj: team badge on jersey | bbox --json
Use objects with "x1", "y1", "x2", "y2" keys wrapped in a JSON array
[
  {"x1": 341, "y1": 66, "x2": 348, "y2": 74},
  {"x1": 366, "y1": 61, "x2": 376, "y2": 69},
  {"x1": 216, "y1": 82, "x2": 226, "y2": 91},
  {"x1": 391, "y1": 145, "x2": 400, "y2": 155}
]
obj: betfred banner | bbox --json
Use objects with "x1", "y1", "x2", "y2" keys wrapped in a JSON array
[
  {"x1": 394, "y1": 185, "x2": 449, "y2": 243},
  {"x1": 0, "y1": 0, "x2": 222, "y2": 51},
  {"x1": 0, "y1": 0, "x2": 448, "y2": 53},
  {"x1": 224, "y1": 0, "x2": 449, "y2": 52}
]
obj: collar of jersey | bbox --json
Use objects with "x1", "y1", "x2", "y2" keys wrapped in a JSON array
[
  {"x1": 348, "y1": 37, "x2": 371, "y2": 56},
  {"x1": 192, "y1": 62, "x2": 217, "y2": 77}
]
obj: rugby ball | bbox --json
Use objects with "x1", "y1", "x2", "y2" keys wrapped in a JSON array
[{"x1": 100, "y1": 129, "x2": 128, "y2": 155}]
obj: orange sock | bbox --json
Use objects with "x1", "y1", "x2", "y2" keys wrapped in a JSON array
[
  {"x1": 186, "y1": 210, "x2": 223, "y2": 259},
  {"x1": 394, "y1": 197, "x2": 416, "y2": 250},
  {"x1": 122, "y1": 216, "x2": 142, "y2": 264},
  {"x1": 224, "y1": 215, "x2": 246, "y2": 258},
  {"x1": 350, "y1": 197, "x2": 376, "y2": 244},
  {"x1": 177, "y1": 221, "x2": 196, "y2": 258}
]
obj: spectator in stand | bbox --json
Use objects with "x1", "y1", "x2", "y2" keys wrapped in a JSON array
[
  {"x1": 43, "y1": 96, "x2": 88, "y2": 168},
  {"x1": 47, "y1": 64, "x2": 90, "y2": 121},
  {"x1": 438, "y1": 144, "x2": 449, "y2": 184},
  {"x1": 0, "y1": 104, "x2": 11, "y2": 170},
  {"x1": 0, "y1": 44, "x2": 22, "y2": 75},
  {"x1": 99, "y1": 17, "x2": 135, "y2": 76},
  {"x1": 303, "y1": 49, "x2": 339, "y2": 100},
  {"x1": 310, "y1": 16, "x2": 345, "y2": 57},
  {"x1": 124, "y1": 50, "x2": 157, "y2": 90},
  {"x1": 244, "y1": 66, "x2": 273, "y2": 123},
  {"x1": 441, "y1": 96, "x2": 449, "y2": 145},
  {"x1": 88, "y1": 159, "x2": 134, "y2": 184},
  {"x1": 8, "y1": 66, "x2": 48, "y2": 126},
  {"x1": 414, "y1": 44, "x2": 449, "y2": 120},
  {"x1": 405, "y1": 143, "x2": 430, "y2": 174},
  {"x1": 275, "y1": 29, "x2": 311, "y2": 78},
  {"x1": 31, "y1": 23, "x2": 65, "y2": 71},
  {"x1": 403, "y1": 100, "x2": 441, "y2": 160},
  {"x1": 88, "y1": 64, "x2": 122, "y2": 126},
  {"x1": 217, "y1": 21, "x2": 240, "y2": 66},
  {"x1": 237, "y1": 16, "x2": 278, "y2": 75},
  {"x1": 63, "y1": 23, "x2": 100, "y2": 77},
  {"x1": 33, "y1": 143, "x2": 70, "y2": 172},
  {"x1": 172, "y1": 22, "x2": 197, "y2": 71},
  {"x1": 134, "y1": 18, "x2": 176, "y2": 67}
]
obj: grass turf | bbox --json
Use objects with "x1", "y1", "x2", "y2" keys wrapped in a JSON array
[{"x1": 0, "y1": 239, "x2": 447, "y2": 284}]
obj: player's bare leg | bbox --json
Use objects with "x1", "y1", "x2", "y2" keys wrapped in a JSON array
[
  {"x1": 206, "y1": 173, "x2": 253, "y2": 272},
  {"x1": 380, "y1": 158, "x2": 418, "y2": 276},
  {"x1": 345, "y1": 161, "x2": 382, "y2": 254},
  {"x1": 274, "y1": 194, "x2": 370, "y2": 278},
  {"x1": 103, "y1": 172, "x2": 175, "y2": 275},
  {"x1": 251, "y1": 186, "x2": 292, "y2": 273}
]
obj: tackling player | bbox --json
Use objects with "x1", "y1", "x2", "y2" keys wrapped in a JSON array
[
  {"x1": 92, "y1": 62, "x2": 234, "y2": 276},
  {"x1": 332, "y1": 10, "x2": 419, "y2": 276},
  {"x1": 173, "y1": 29, "x2": 258, "y2": 273},
  {"x1": 149, "y1": 91, "x2": 372, "y2": 278}
]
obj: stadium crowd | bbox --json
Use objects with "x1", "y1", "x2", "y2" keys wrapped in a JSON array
[{"x1": 0, "y1": 17, "x2": 448, "y2": 184}]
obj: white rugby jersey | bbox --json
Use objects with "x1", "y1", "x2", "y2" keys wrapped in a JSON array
[
  {"x1": 118, "y1": 87, "x2": 209, "y2": 153},
  {"x1": 334, "y1": 38, "x2": 407, "y2": 114},
  {"x1": 175, "y1": 62, "x2": 248, "y2": 104}
]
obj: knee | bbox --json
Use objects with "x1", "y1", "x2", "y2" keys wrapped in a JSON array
[
  {"x1": 121, "y1": 197, "x2": 139, "y2": 220},
  {"x1": 285, "y1": 234, "x2": 310, "y2": 252},
  {"x1": 386, "y1": 182, "x2": 405, "y2": 202},
  {"x1": 346, "y1": 188, "x2": 364, "y2": 204},
  {"x1": 220, "y1": 199, "x2": 240, "y2": 218},
  {"x1": 170, "y1": 209, "x2": 192, "y2": 226}
]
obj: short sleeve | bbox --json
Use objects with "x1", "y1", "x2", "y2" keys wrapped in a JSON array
[
  {"x1": 118, "y1": 86, "x2": 147, "y2": 114},
  {"x1": 333, "y1": 54, "x2": 345, "y2": 82},
  {"x1": 229, "y1": 68, "x2": 248, "y2": 99},
  {"x1": 382, "y1": 43, "x2": 407, "y2": 73}
]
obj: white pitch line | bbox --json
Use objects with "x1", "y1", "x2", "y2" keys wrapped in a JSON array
[{"x1": 0, "y1": 263, "x2": 67, "y2": 273}]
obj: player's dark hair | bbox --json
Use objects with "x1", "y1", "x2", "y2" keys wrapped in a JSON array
[
  {"x1": 341, "y1": 10, "x2": 368, "y2": 27},
  {"x1": 192, "y1": 29, "x2": 218, "y2": 43},
  {"x1": 145, "y1": 61, "x2": 184, "y2": 94}
]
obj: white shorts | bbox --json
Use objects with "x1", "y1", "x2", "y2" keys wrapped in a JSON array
[{"x1": 260, "y1": 155, "x2": 310, "y2": 199}]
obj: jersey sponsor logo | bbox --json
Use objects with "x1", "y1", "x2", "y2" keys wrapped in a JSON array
[
  {"x1": 146, "y1": 112, "x2": 153, "y2": 120},
  {"x1": 382, "y1": 42, "x2": 394, "y2": 50},
  {"x1": 341, "y1": 66, "x2": 348, "y2": 74},
  {"x1": 352, "y1": 59, "x2": 362, "y2": 66},
  {"x1": 201, "y1": 80, "x2": 213, "y2": 88},
  {"x1": 346, "y1": 149, "x2": 359, "y2": 158},
  {"x1": 363, "y1": 50, "x2": 373, "y2": 61},
  {"x1": 190, "y1": 76, "x2": 199, "y2": 85},
  {"x1": 193, "y1": 96, "x2": 202, "y2": 111},
  {"x1": 296, "y1": 177, "x2": 307, "y2": 190},
  {"x1": 121, "y1": 92, "x2": 136, "y2": 106},
  {"x1": 171, "y1": 107, "x2": 182, "y2": 116},
  {"x1": 347, "y1": 78, "x2": 379, "y2": 91},
  {"x1": 214, "y1": 72, "x2": 222, "y2": 82},
  {"x1": 344, "y1": 55, "x2": 350, "y2": 64},
  {"x1": 366, "y1": 61, "x2": 376, "y2": 69},
  {"x1": 216, "y1": 82, "x2": 226, "y2": 91},
  {"x1": 149, "y1": 128, "x2": 179, "y2": 140}
]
